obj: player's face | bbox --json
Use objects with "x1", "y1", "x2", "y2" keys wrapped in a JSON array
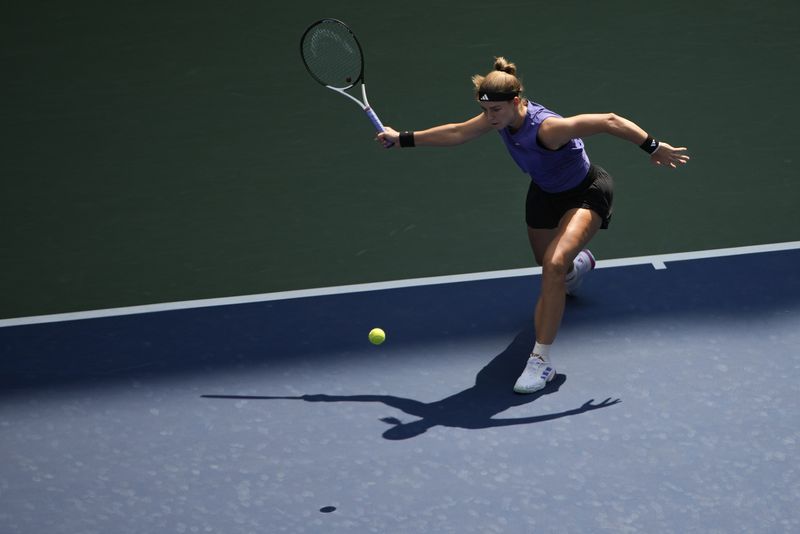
[{"x1": 479, "y1": 99, "x2": 519, "y2": 130}]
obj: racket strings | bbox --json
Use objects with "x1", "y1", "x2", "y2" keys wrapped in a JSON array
[{"x1": 301, "y1": 24, "x2": 362, "y2": 88}]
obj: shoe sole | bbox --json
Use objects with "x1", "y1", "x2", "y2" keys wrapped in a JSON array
[{"x1": 583, "y1": 249, "x2": 596, "y2": 270}]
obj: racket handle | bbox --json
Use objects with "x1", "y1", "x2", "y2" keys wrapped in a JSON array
[{"x1": 365, "y1": 106, "x2": 394, "y2": 148}]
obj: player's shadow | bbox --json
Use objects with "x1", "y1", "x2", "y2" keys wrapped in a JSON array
[{"x1": 203, "y1": 329, "x2": 620, "y2": 440}]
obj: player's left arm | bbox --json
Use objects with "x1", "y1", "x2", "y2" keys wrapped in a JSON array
[{"x1": 538, "y1": 113, "x2": 690, "y2": 168}]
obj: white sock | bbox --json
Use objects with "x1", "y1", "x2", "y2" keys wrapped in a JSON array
[{"x1": 531, "y1": 342, "x2": 551, "y2": 361}]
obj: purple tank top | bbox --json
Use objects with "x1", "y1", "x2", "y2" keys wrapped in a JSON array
[{"x1": 498, "y1": 101, "x2": 591, "y2": 193}]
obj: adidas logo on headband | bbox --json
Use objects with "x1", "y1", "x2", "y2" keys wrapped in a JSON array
[{"x1": 478, "y1": 91, "x2": 519, "y2": 102}]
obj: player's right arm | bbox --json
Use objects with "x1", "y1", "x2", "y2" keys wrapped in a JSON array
[{"x1": 378, "y1": 113, "x2": 492, "y2": 148}]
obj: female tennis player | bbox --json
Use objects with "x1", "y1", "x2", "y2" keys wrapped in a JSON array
[{"x1": 377, "y1": 57, "x2": 689, "y2": 394}]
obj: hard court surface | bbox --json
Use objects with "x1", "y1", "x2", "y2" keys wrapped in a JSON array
[{"x1": 2, "y1": 247, "x2": 799, "y2": 533}]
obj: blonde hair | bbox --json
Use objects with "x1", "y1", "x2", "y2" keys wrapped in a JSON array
[{"x1": 471, "y1": 57, "x2": 524, "y2": 97}]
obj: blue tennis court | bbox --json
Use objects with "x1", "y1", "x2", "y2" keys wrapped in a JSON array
[{"x1": 2, "y1": 244, "x2": 799, "y2": 533}]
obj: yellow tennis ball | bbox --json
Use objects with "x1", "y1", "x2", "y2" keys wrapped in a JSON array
[{"x1": 368, "y1": 328, "x2": 386, "y2": 345}]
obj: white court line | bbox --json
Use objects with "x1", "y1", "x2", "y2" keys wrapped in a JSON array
[{"x1": 1, "y1": 240, "x2": 799, "y2": 328}]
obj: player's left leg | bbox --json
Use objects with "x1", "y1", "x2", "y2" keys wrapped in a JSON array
[
  {"x1": 535, "y1": 207, "x2": 602, "y2": 343},
  {"x1": 514, "y1": 207, "x2": 601, "y2": 394}
]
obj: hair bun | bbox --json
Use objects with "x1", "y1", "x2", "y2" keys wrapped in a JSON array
[
  {"x1": 472, "y1": 56, "x2": 523, "y2": 97},
  {"x1": 493, "y1": 56, "x2": 517, "y2": 76}
]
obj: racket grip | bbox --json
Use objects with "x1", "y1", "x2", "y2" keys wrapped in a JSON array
[{"x1": 365, "y1": 106, "x2": 394, "y2": 148}]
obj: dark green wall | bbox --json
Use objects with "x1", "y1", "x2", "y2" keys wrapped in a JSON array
[{"x1": 3, "y1": 1, "x2": 799, "y2": 318}]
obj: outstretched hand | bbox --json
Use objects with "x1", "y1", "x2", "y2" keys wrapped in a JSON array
[
  {"x1": 376, "y1": 127, "x2": 400, "y2": 149},
  {"x1": 580, "y1": 398, "x2": 622, "y2": 410},
  {"x1": 652, "y1": 142, "x2": 690, "y2": 168}
]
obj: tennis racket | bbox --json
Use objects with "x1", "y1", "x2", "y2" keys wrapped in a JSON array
[{"x1": 300, "y1": 18, "x2": 392, "y2": 146}]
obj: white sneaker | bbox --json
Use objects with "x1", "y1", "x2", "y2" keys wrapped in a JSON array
[
  {"x1": 565, "y1": 249, "x2": 596, "y2": 295},
  {"x1": 513, "y1": 355, "x2": 556, "y2": 394}
]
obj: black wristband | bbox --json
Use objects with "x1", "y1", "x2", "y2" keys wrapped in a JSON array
[
  {"x1": 639, "y1": 135, "x2": 660, "y2": 154},
  {"x1": 399, "y1": 131, "x2": 415, "y2": 148}
]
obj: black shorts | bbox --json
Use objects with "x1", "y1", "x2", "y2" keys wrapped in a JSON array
[{"x1": 525, "y1": 164, "x2": 614, "y2": 229}]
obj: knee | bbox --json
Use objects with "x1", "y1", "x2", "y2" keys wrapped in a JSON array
[{"x1": 541, "y1": 254, "x2": 571, "y2": 278}]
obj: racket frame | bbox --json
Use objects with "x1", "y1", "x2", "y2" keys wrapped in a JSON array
[{"x1": 300, "y1": 19, "x2": 389, "y2": 137}]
